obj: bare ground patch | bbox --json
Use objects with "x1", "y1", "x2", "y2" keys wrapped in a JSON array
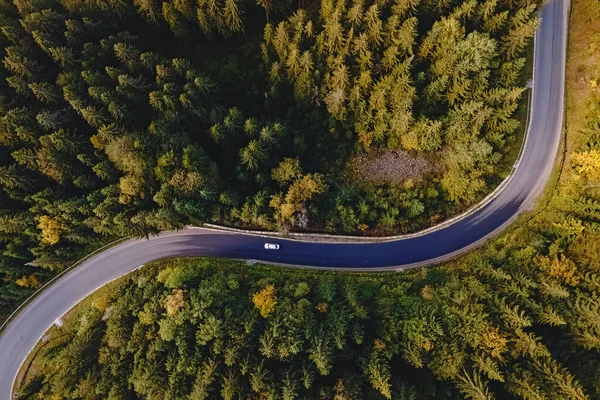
[{"x1": 347, "y1": 149, "x2": 437, "y2": 186}]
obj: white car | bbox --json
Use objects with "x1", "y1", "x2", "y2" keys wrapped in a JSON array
[{"x1": 264, "y1": 243, "x2": 280, "y2": 250}]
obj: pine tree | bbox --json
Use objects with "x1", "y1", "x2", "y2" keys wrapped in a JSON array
[
  {"x1": 505, "y1": 368, "x2": 547, "y2": 400},
  {"x1": 0, "y1": 165, "x2": 30, "y2": 188},
  {"x1": 534, "y1": 359, "x2": 588, "y2": 400},
  {"x1": 502, "y1": 5, "x2": 538, "y2": 59},
  {"x1": 366, "y1": 352, "x2": 392, "y2": 398},
  {"x1": 454, "y1": 369, "x2": 494, "y2": 400},
  {"x1": 223, "y1": 0, "x2": 243, "y2": 33}
]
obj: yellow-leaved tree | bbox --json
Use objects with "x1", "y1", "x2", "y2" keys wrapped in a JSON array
[
  {"x1": 270, "y1": 160, "x2": 326, "y2": 222},
  {"x1": 165, "y1": 289, "x2": 185, "y2": 316},
  {"x1": 38, "y1": 215, "x2": 64, "y2": 245},
  {"x1": 252, "y1": 284, "x2": 277, "y2": 318},
  {"x1": 15, "y1": 274, "x2": 40, "y2": 288},
  {"x1": 535, "y1": 254, "x2": 580, "y2": 286},
  {"x1": 572, "y1": 149, "x2": 600, "y2": 182}
]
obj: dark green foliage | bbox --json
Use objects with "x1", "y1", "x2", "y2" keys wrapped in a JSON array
[
  {"x1": 0, "y1": 0, "x2": 537, "y2": 320},
  {"x1": 4, "y1": 0, "x2": 600, "y2": 398},
  {"x1": 19, "y1": 253, "x2": 600, "y2": 399}
]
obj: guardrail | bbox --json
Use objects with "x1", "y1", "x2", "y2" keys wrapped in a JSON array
[
  {"x1": 0, "y1": 236, "x2": 130, "y2": 335},
  {"x1": 0, "y1": 4, "x2": 540, "y2": 338},
  {"x1": 200, "y1": 85, "x2": 536, "y2": 244},
  {"x1": 200, "y1": 36, "x2": 538, "y2": 244}
]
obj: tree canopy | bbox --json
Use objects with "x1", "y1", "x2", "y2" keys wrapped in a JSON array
[
  {"x1": 18, "y1": 251, "x2": 600, "y2": 399},
  {"x1": 0, "y1": 0, "x2": 538, "y2": 328}
]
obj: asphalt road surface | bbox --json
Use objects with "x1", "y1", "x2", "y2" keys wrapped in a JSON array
[{"x1": 0, "y1": 0, "x2": 568, "y2": 397}]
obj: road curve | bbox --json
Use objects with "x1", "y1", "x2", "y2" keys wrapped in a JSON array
[{"x1": 0, "y1": 0, "x2": 568, "y2": 397}]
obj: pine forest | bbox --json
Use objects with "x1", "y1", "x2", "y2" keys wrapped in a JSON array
[
  {"x1": 0, "y1": 0, "x2": 541, "y2": 313},
  {"x1": 4, "y1": 0, "x2": 600, "y2": 397}
]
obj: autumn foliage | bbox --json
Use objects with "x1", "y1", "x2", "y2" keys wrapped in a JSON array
[{"x1": 252, "y1": 284, "x2": 278, "y2": 318}]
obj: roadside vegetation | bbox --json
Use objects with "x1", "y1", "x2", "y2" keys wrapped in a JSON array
[
  {"x1": 13, "y1": 0, "x2": 600, "y2": 398},
  {"x1": 0, "y1": 0, "x2": 540, "y2": 319},
  {"x1": 17, "y1": 240, "x2": 600, "y2": 399}
]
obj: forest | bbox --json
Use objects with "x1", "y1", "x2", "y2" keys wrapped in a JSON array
[
  {"x1": 10, "y1": 0, "x2": 600, "y2": 397},
  {"x1": 0, "y1": 0, "x2": 541, "y2": 318},
  {"x1": 17, "y1": 233, "x2": 600, "y2": 400}
]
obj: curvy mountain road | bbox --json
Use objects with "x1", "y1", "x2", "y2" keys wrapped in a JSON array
[{"x1": 0, "y1": 0, "x2": 568, "y2": 397}]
